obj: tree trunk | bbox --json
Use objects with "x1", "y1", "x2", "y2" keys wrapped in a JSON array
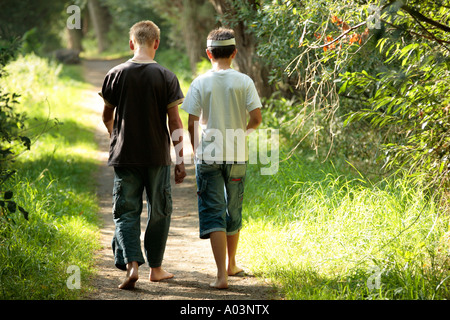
[
  {"x1": 182, "y1": 0, "x2": 216, "y2": 74},
  {"x1": 208, "y1": 0, "x2": 273, "y2": 98},
  {"x1": 66, "y1": 28, "x2": 83, "y2": 52},
  {"x1": 147, "y1": 0, "x2": 215, "y2": 74},
  {"x1": 87, "y1": 0, "x2": 111, "y2": 53}
]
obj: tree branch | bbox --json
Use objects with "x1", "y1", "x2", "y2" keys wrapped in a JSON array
[
  {"x1": 407, "y1": 12, "x2": 450, "y2": 53},
  {"x1": 308, "y1": 21, "x2": 367, "y2": 49},
  {"x1": 401, "y1": 4, "x2": 450, "y2": 33},
  {"x1": 381, "y1": 18, "x2": 450, "y2": 44},
  {"x1": 309, "y1": 2, "x2": 450, "y2": 51}
]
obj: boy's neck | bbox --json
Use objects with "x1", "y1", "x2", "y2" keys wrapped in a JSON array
[
  {"x1": 132, "y1": 46, "x2": 156, "y2": 62},
  {"x1": 211, "y1": 58, "x2": 233, "y2": 71}
]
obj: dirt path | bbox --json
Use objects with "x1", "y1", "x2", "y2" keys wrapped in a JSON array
[{"x1": 81, "y1": 58, "x2": 274, "y2": 300}]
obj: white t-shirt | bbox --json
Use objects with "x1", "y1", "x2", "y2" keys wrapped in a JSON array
[{"x1": 182, "y1": 68, "x2": 262, "y2": 163}]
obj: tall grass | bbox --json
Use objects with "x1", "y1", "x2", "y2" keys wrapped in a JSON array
[
  {"x1": 0, "y1": 54, "x2": 100, "y2": 299},
  {"x1": 241, "y1": 147, "x2": 450, "y2": 300}
]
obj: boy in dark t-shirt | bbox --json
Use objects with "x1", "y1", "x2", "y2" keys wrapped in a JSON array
[{"x1": 101, "y1": 20, "x2": 186, "y2": 290}]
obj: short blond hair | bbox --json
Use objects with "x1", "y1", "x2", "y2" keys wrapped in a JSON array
[{"x1": 129, "y1": 20, "x2": 160, "y2": 47}]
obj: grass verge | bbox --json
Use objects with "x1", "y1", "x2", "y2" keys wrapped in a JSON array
[
  {"x1": 0, "y1": 54, "x2": 101, "y2": 299},
  {"x1": 241, "y1": 145, "x2": 450, "y2": 300}
]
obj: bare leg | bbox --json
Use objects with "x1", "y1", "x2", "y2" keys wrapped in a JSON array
[
  {"x1": 209, "y1": 231, "x2": 228, "y2": 289},
  {"x1": 149, "y1": 266, "x2": 174, "y2": 282},
  {"x1": 118, "y1": 261, "x2": 139, "y2": 290},
  {"x1": 227, "y1": 232, "x2": 244, "y2": 276}
]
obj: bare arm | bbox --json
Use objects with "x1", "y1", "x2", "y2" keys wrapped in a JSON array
[
  {"x1": 247, "y1": 108, "x2": 262, "y2": 132},
  {"x1": 188, "y1": 114, "x2": 200, "y2": 156},
  {"x1": 167, "y1": 105, "x2": 186, "y2": 184},
  {"x1": 102, "y1": 105, "x2": 115, "y2": 137}
]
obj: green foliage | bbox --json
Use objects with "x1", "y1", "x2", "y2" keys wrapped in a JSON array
[
  {"x1": 0, "y1": 40, "x2": 31, "y2": 221},
  {"x1": 99, "y1": 0, "x2": 171, "y2": 52},
  {"x1": 228, "y1": 0, "x2": 450, "y2": 191},
  {"x1": 225, "y1": 0, "x2": 383, "y2": 160},
  {"x1": 0, "y1": 53, "x2": 100, "y2": 299},
  {"x1": 242, "y1": 148, "x2": 450, "y2": 299},
  {"x1": 342, "y1": 28, "x2": 450, "y2": 191},
  {"x1": 208, "y1": 0, "x2": 450, "y2": 300},
  {"x1": 0, "y1": 172, "x2": 99, "y2": 299},
  {"x1": 0, "y1": 0, "x2": 67, "y2": 53}
]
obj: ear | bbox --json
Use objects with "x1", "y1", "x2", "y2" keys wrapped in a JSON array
[
  {"x1": 206, "y1": 49, "x2": 213, "y2": 60},
  {"x1": 231, "y1": 48, "x2": 238, "y2": 59},
  {"x1": 129, "y1": 40, "x2": 135, "y2": 51},
  {"x1": 154, "y1": 39, "x2": 160, "y2": 50}
]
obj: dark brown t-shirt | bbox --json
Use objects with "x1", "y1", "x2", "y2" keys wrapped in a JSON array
[{"x1": 101, "y1": 60, "x2": 184, "y2": 167}]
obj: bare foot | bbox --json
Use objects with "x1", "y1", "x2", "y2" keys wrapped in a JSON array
[
  {"x1": 210, "y1": 277, "x2": 228, "y2": 290},
  {"x1": 118, "y1": 275, "x2": 138, "y2": 290},
  {"x1": 118, "y1": 262, "x2": 139, "y2": 290},
  {"x1": 228, "y1": 265, "x2": 244, "y2": 276},
  {"x1": 149, "y1": 267, "x2": 174, "y2": 282}
]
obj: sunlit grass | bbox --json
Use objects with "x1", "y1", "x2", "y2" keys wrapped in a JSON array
[
  {"x1": 0, "y1": 54, "x2": 101, "y2": 299},
  {"x1": 241, "y1": 148, "x2": 450, "y2": 300}
]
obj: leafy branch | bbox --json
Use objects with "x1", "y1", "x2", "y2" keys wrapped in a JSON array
[
  {"x1": 400, "y1": 3, "x2": 450, "y2": 33},
  {"x1": 308, "y1": 20, "x2": 368, "y2": 50}
]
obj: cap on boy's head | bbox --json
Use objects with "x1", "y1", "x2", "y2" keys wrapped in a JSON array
[
  {"x1": 130, "y1": 20, "x2": 160, "y2": 47},
  {"x1": 207, "y1": 28, "x2": 236, "y2": 59}
]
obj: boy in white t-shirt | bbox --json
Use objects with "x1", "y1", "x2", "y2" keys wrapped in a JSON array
[{"x1": 182, "y1": 28, "x2": 262, "y2": 289}]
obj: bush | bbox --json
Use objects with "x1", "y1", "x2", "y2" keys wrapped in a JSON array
[
  {"x1": 0, "y1": 40, "x2": 31, "y2": 221},
  {"x1": 231, "y1": 0, "x2": 450, "y2": 192}
]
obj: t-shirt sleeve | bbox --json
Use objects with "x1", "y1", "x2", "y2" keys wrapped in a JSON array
[
  {"x1": 181, "y1": 82, "x2": 202, "y2": 117},
  {"x1": 101, "y1": 72, "x2": 118, "y2": 109},
  {"x1": 246, "y1": 79, "x2": 262, "y2": 113},
  {"x1": 166, "y1": 72, "x2": 185, "y2": 109}
]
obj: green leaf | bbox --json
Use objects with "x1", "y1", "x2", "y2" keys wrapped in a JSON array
[{"x1": 338, "y1": 80, "x2": 348, "y2": 94}]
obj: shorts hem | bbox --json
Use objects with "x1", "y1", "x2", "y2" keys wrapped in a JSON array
[
  {"x1": 226, "y1": 228, "x2": 241, "y2": 237},
  {"x1": 200, "y1": 227, "x2": 226, "y2": 239}
]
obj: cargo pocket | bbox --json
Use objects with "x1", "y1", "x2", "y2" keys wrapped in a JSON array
[
  {"x1": 227, "y1": 164, "x2": 246, "y2": 206},
  {"x1": 229, "y1": 164, "x2": 247, "y2": 182}
]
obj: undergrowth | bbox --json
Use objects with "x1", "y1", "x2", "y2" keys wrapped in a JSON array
[
  {"x1": 241, "y1": 114, "x2": 450, "y2": 300},
  {"x1": 0, "y1": 53, "x2": 100, "y2": 299}
]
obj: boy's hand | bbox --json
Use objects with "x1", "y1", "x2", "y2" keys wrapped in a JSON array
[{"x1": 174, "y1": 163, "x2": 186, "y2": 184}]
